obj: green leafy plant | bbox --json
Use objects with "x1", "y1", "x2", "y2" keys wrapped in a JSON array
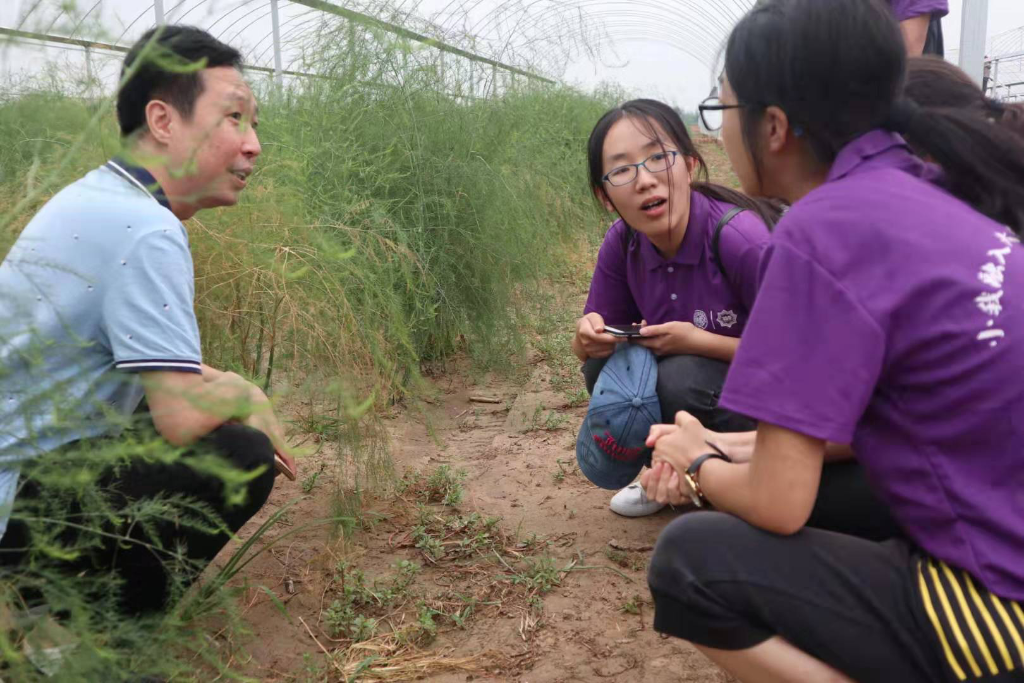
[
  {"x1": 621, "y1": 595, "x2": 643, "y2": 615},
  {"x1": 423, "y1": 465, "x2": 468, "y2": 507}
]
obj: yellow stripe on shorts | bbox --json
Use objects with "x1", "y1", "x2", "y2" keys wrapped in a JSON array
[{"x1": 918, "y1": 558, "x2": 1024, "y2": 680}]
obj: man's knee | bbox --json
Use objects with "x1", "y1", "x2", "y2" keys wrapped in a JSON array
[{"x1": 205, "y1": 423, "x2": 275, "y2": 509}]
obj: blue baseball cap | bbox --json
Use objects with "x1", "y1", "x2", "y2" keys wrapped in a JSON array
[{"x1": 576, "y1": 343, "x2": 661, "y2": 490}]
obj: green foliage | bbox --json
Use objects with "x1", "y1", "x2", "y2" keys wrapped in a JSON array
[
  {"x1": 511, "y1": 556, "x2": 563, "y2": 594},
  {"x1": 322, "y1": 559, "x2": 420, "y2": 640},
  {"x1": 552, "y1": 457, "x2": 576, "y2": 484},
  {"x1": 423, "y1": 464, "x2": 467, "y2": 506},
  {"x1": 301, "y1": 468, "x2": 323, "y2": 494},
  {"x1": 415, "y1": 601, "x2": 438, "y2": 642},
  {"x1": 1, "y1": 27, "x2": 610, "y2": 405},
  {"x1": 0, "y1": 2, "x2": 611, "y2": 677},
  {"x1": 621, "y1": 594, "x2": 643, "y2": 615},
  {"x1": 604, "y1": 547, "x2": 647, "y2": 572}
]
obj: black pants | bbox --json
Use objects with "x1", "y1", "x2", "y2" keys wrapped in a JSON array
[
  {"x1": 0, "y1": 423, "x2": 275, "y2": 615},
  {"x1": 648, "y1": 513, "x2": 950, "y2": 682},
  {"x1": 648, "y1": 512, "x2": 1024, "y2": 683},
  {"x1": 924, "y1": 12, "x2": 944, "y2": 57}
]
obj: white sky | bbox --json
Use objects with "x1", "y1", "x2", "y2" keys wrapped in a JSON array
[{"x1": 2, "y1": 0, "x2": 1023, "y2": 108}]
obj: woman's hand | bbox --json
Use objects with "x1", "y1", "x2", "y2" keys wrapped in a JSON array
[
  {"x1": 640, "y1": 461, "x2": 690, "y2": 506},
  {"x1": 646, "y1": 410, "x2": 713, "y2": 474},
  {"x1": 572, "y1": 312, "x2": 619, "y2": 361},
  {"x1": 640, "y1": 412, "x2": 712, "y2": 505},
  {"x1": 635, "y1": 321, "x2": 705, "y2": 356}
]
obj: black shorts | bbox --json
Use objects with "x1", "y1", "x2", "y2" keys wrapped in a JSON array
[{"x1": 648, "y1": 512, "x2": 1024, "y2": 683}]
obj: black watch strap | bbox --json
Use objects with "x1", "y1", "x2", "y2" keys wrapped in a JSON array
[
  {"x1": 686, "y1": 441, "x2": 733, "y2": 476},
  {"x1": 687, "y1": 452, "x2": 730, "y2": 477}
]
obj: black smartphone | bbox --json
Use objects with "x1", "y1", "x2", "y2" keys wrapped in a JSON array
[{"x1": 604, "y1": 324, "x2": 644, "y2": 338}]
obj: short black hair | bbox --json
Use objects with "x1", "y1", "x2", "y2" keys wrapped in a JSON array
[{"x1": 117, "y1": 25, "x2": 243, "y2": 138}]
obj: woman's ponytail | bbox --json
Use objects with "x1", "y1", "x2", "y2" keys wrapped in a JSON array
[{"x1": 888, "y1": 100, "x2": 1024, "y2": 236}]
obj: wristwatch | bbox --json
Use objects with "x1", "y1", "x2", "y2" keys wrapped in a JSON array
[{"x1": 682, "y1": 441, "x2": 733, "y2": 508}]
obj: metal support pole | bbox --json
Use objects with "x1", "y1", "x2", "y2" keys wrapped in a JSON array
[
  {"x1": 991, "y1": 58, "x2": 1000, "y2": 98},
  {"x1": 347, "y1": 21, "x2": 357, "y2": 76},
  {"x1": 491, "y1": 64, "x2": 497, "y2": 98},
  {"x1": 84, "y1": 45, "x2": 93, "y2": 95},
  {"x1": 270, "y1": 0, "x2": 283, "y2": 90},
  {"x1": 958, "y1": 0, "x2": 990, "y2": 86},
  {"x1": 154, "y1": 0, "x2": 165, "y2": 24}
]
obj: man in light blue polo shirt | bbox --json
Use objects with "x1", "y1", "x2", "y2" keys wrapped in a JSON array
[{"x1": 0, "y1": 26, "x2": 297, "y2": 615}]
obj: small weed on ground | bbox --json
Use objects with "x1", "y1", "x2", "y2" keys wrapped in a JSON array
[
  {"x1": 400, "y1": 465, "x2": 469, "y2": 507},
  {"x1": 621, "y1": 594, "x2": 644, "y2": 615},
  {"x1": 552, "y1": 458, "x2": 578, "y2": 485},
  {"x1": 605, "y1": 547, "x2": 648, "y2": 573}
]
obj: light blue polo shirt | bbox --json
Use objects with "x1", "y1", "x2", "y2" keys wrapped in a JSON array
[{"x1": 0, "y1": 159, "x2": 203, "y2": 541}]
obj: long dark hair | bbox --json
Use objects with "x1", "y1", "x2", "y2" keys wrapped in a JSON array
[
  {"x1": 905, "y1": 56, "x2": 1024, "y2": 141},
  {"x1": 726, "y1": 0, "x2": 1024, "y2": 236},
  {"x1": 586, "y1": 99, "x2": 781, "y2": 253}
]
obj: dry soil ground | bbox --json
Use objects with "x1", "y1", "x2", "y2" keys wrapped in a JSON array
[{"x1": 204, "y1": 136, "x2": 736, "y2": 682}]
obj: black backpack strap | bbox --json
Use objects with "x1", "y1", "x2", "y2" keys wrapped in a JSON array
[{"x1": 711, "y1": 207, "x2": 746, "y2": 279}]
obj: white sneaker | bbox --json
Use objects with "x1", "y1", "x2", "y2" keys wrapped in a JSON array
[{"x1": 609, "y1": 483, "x2": 666, "y2": 517}]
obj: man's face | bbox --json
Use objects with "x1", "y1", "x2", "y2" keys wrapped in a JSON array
[{"x1": 165, "y1": 66, "x2": 261, "y2": 210}]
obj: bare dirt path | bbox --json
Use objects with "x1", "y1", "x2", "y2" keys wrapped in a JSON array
[
  {"x1": 199, "y1": 136, "x2": 737, "y2": 681},
  {"x1": 211, "y1": 345, "x2": 728, "y2": 682}
]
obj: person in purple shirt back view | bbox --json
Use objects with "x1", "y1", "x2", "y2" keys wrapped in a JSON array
[
  {"x1": 641, "y1": 0, "x2": 1024, "y2": 681},
  {"x1": 570, "y1": 99, "x2": 779, "y2": 517},
  {"x1": 889, "y1": 0, "x2": 947, "y2": 55}
]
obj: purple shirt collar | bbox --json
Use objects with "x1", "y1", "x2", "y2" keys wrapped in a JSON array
[
  {"x1": 105, "y1": 157, "x2": 172, "y2": 212},
  {"x1": 634, "y1": 190, "x2": 711, "y2": 271},
  {"x1": 826, "y1": 129, "x2": 942, "y2": 186}
]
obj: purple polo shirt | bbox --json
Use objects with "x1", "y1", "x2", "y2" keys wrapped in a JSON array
[
  {"x1": 721, "y1": 130, "x2": 1024, "y2": 600},
  {"x1": 583, "y1": 190, "x2": 770, "y2": 337},
  {"x1": 889, "y1": 0, "x2": 948, "y2": 21}
]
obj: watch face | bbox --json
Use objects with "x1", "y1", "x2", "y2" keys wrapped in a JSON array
[{"x1": 683, "y1": 473, "x2": 703, "y2": 508}]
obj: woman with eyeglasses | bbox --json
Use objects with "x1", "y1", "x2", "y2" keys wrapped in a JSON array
[
  {"x1": 570, "y1": 99, "x2": 779, "y2": 517},
  {"x1": 643, "y1": 0, "x2": 1024, "y2": 681}
]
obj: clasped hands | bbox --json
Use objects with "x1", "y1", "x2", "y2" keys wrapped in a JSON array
[{"x1": 641, "y1": 410, "x2": 714, "y2": 506}]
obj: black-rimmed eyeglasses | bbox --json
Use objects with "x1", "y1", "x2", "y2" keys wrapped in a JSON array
[
  {"x1": 601, "y1": 150, "x2": 679, "y2": 187},
  {"x1": 698, "y1": 96, "x2": 744, "y2": 132}
]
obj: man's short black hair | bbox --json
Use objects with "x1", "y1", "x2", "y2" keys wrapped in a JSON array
[{"x1": 117, "y1": 25, "x2": 243, "y2": 138}]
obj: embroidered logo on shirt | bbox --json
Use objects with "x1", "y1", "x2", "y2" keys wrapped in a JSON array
[
  {"x1": 716, "y1": 310, "x2": 738, "y2": 329},
  {"x1": 693, "y1": 310, "x2": 709, "y2": 329},
  {"x1": 593, "y1": 431, "x2": 644, "y2": 462},
  {"x1": 975, "y1": 230, "x2": 1019, "y2": 348}
]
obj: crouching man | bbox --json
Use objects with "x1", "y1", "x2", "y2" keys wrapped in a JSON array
[{"x1": 0, "y1": 25, "x2": 297, "y2": 615}]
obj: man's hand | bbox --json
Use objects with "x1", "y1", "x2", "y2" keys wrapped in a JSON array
[
  {"x1": 572, "y1": 312, "x2": 618, "y2": 361},
  {"x1": 635, "y1": 321, "x2": 704, "y2": 356},
  {"x1": 144, "y1": 369, "x2": 299, "y2": 480},
  {"x1": 240, "y1": 384, "x2": 299, "y2": 480}
]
